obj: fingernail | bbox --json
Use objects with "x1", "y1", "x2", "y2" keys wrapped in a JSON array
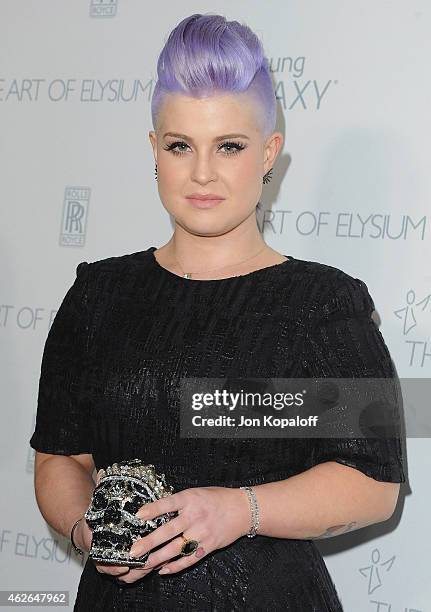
[{"x1": 158, "y1": 567, "x2": 170, "y2": 574}]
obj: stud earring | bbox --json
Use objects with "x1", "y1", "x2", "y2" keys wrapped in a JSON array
[
  {"x1": 263, "y1": 168, "x2": 273, "y2": 184},
  {"x1": 154, "y1": 163, "x2": 157, "y2": 180}
]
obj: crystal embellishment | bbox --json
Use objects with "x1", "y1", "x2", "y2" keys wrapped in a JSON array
[{"x1": 84, "y1": 459, "x2": 177, "y2": 567}]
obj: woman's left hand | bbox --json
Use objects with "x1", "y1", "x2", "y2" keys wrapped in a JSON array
[{"x1": 116, "y1": 486, "x2": 251, "y2": 584}]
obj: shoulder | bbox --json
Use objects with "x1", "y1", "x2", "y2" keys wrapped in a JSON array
[
  {"x1": 288, "y1": 256, "x2": 376, "y2": 322},
  {"x1": 70, "y1": 249, "x2": 153, "y2": 308},
  {"x1": 74, "y1": 248, "x2": 151, "y2": 281}
]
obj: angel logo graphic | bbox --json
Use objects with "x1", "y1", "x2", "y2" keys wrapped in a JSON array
[
  {"x1": 359, "y1": 547, "x2": 395, "y2": 594},
  {"x1": 394, "y1": 289, "x2": 431, "y2": 335}
]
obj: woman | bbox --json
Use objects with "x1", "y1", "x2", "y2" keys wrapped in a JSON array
[{"x1": 30, "y1": 13, "x2": 406, "y2": 611}]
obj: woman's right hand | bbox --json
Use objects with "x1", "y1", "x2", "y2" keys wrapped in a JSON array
[
  {"x1": 74, "y1": 470, "x2": 153, "y2": 581},
  {"x1": 75, "y1": 518, "x2": 133, "y2": 579}
]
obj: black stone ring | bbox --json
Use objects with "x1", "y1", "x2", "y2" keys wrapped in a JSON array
[{"x1": 179, "y1": 536, "x2": 199, "y2": 556}]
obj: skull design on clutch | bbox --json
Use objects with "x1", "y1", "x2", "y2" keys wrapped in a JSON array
[{"x1": 84, "y1": 459, "x2": 177, "y2": 567}]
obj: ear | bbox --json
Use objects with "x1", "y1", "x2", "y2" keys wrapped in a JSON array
[
  {"x1": 149, "y1": 130, "x2": 158, "y2": 163},
  {"x1": 263, "y1": 131, "x2": 283, "y2": 175}
]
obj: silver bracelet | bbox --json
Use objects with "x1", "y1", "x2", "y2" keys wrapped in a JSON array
[
  {"x1": 240, "y1": 486, "x2": 260, "y2": 537},
  {"x1": 70, "y1": 517, "x2": 84, "y2": 556}
]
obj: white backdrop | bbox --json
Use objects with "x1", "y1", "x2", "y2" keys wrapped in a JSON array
[{"x1": 1, "y1": 1, "x2": 429, "y2": 610}]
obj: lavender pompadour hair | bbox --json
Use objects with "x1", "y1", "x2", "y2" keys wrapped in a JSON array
[{"x1": 151, "y1": 13, "x2": 277, "y2": 139}]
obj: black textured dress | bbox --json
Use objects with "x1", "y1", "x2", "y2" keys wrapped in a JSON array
[{"x1": 29, "y1": 246, "x2": 406, "y2": 611}]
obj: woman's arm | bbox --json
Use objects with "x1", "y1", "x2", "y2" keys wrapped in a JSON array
[
  {"x1": 244, "y1": 271, "x2": 402, "y2": 541},
  {"x1": 30, "y1": 264, "x2": 98, "y2": 552},
  {"x1": 33, "y1": 451, "x2": 96, "y2": 551},
  {"x1": 240, "y1": 461, "x2": 400, "y2": 540},
  {"x1": 126, "y1": 463, "x2": 400, "y2": 578}
]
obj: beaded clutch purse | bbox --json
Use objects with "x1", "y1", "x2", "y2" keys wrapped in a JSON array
[{"x1": 84, "y1": 459, "x2": 177, "y2": 567}]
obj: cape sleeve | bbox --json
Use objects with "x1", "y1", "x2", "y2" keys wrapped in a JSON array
[
  {"x1": 301, "y1": 271, "x2": 407, "y2": 483},
  {"x1": 29, "y1": 261, "x2": 94, "y2": 455}
]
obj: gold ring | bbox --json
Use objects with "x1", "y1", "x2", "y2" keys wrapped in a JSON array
[{"x1": 179, "y1": 534, "x2": 199, "y2": 556}]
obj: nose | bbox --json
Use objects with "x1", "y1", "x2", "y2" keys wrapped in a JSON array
[{"x1": 190, "y1": 153, "x2": 217, "y2": 184}]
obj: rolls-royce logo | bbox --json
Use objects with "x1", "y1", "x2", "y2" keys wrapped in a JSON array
[
  {"x1": 90, "y1": 0, "x2": 118, "y2": 18},
  {"x1": 60, "y1": 186, "x2": 90, "y2": 247}
]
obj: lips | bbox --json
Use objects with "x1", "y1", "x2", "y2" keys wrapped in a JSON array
[
  {"x1": 186, "y1": 193, "x2": 225, "y2": 200},
  {"x1": 186, "y1": 195, "x2": 225, "y2": 209}
]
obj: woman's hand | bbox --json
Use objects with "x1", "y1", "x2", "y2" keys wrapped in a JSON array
[
  {"x1": 79, "y1": 470, "x2": 136, "y2": 582},
  {"x1": 111, "y1": 485, "x2": 251, "y2": 585}
]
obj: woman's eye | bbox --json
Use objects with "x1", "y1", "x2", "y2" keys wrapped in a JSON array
[
  {"x1": 220, "y1": 142, "x2": 245, "y2": 155},
  {"x1": 163, "y1": 141, "x2": 190, "y2": 155},
  {"x1": 163, "y1": 141, "x2": 246, "y2": 156}
]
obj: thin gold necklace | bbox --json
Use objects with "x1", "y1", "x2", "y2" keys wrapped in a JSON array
[{"x1": 172, "y1": 245, "x2": 269, "y2": 279}]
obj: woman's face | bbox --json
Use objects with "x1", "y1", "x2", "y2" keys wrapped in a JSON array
[{"x1": 149, "y1": 92, "x2": 282, "y2": 236}]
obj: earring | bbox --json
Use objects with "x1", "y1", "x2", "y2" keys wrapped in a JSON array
[
  {"x1": 154, "y1": 163, "x2": 158, "y2": 180},
  {"x1": 263, "y1": 168, "x2": 273, "y2": 184}
]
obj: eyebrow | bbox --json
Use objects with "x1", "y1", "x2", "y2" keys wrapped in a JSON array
[{"x1": 162, "y1": 132, "x2": 250, "y2": 143}]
